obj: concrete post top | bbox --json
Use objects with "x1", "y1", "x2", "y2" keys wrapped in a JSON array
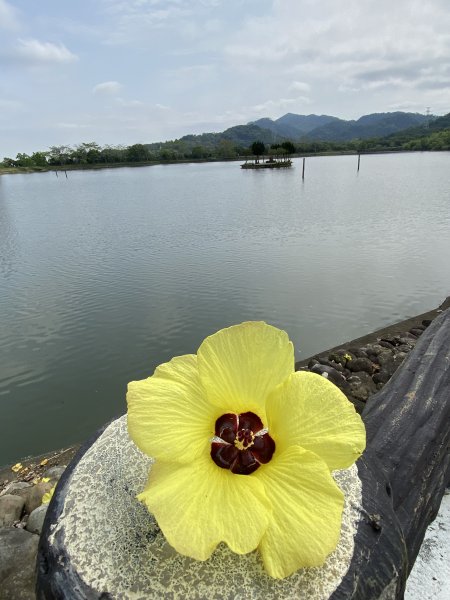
[{"x1": 38, "y1": 415, "x2": 362, "y2": 599}]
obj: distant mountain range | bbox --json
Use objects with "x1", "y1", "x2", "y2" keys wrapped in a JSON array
[
  {"x1": 250, "y1": 111, "x2": 431, "y2": 142},
  {"x1": 142, "y1": 111, "x2": 449, "y2": 157},
  {"x1": 151, "y1": 111, "x2": 433, "y2": 153}
]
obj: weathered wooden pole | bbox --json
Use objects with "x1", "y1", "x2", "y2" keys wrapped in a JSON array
[
  {"x1": 332, "y1": 307, "x2": 450, "y2": 599},
  {"x1": 302, "y1": 157, "x2": 305, "y2": 179}
]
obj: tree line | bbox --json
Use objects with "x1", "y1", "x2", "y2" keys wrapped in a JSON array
[{"x1": 2, "y1": 128, "x2": 449, "y2": 170}]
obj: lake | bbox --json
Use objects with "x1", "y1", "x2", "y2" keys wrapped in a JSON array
[{"x1": 1, "y1": 152, "x2": 449, "y2": 465}]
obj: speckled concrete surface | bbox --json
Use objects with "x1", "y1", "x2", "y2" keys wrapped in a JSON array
[
  {"x1": 49, "y1": 415, "x2": 363, "y2": 599},
  {"x1": 405, "y1": 491, "x2": 450, "y2": 600}
]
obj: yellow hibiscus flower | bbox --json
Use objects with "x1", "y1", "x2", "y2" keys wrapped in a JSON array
[{"x1": 127, "y1": 322, "x2": 366, "y2": 579}]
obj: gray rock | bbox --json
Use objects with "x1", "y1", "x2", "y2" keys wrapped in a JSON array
[
  {"x1": 365, "y1": 343, "x2": 384, "y2": 357},
  {"x1": 347, "y1": 371, "x2": 377, "y2": 401},
  {"x1": 317, "y1": 357, "x2": 344, "y2": 372},
  {"x1": 26, "y1": 503, "x2": 48, "y2": 535},
  {"x1": 1, "y1": 481, "x2": 31, "y2": 495},
  {"x1": 44, "y1": 465, "x2": 66, "y2": 481},
  {"x1": 373, "y1": 371, "x2": 391, "y2": 385},
  {"x1": 351, "y1": 349, "x2": 369, "y2": 359},
  {"x1": 347, "y1": 357, "x2": 375, "y2": 375},
  {"x1": 410, "y1": 328, "x2": 424, "y2": 337},
  {"x1": 328, "y1": 350, "x2": 349, "y2": 366},
  {"x1": 25, "y1": 482, "x2": 53, "y2": 515},
  {"x1": 379, "y1": 340, "x2": 395, "y2": 350},
  {"x1": 1, "y1": 482, "x2": 33, "y2": 506},
  {"x1": 307, "y1": 358, "x2": 319, "y2": 369},
  {"x1": 0, "y1": 528, "x2": 39, "y2": 584},
  {"x1": 377, "y1": 350, "x2": 406, "y2": 378},
  {"x1": 310, "y1": 363, "x2": 346, "y2": 387},
  {"x1": 380, "y1": 333, "x2": 397, "y2": 344},
  {"x1": 0, "y1": 560, "x2": 37, "y2": 600},
  {"x1": 397, "y1": 344, "x2": 413, "y2": 353},
  {"x1": 0, "y1": 494, "x2": 25, "y2": 526}
]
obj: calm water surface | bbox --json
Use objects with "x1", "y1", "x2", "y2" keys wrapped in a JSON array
[{"x1": 1, "y1": 152, "x2": 449, "y2": 464}]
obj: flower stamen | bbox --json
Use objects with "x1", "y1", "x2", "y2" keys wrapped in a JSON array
[{"x1": 211, "y1": 412, "x2": 275, "y2": 475}]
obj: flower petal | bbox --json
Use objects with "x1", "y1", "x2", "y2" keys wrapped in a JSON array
[
  {"x1": 138, "y1": 455, "x2": 270, "y2": 560},
  {"x1": 127, "y1": 354, "x2": 219, "y2": 463},
  {"x1": 254, "y1": 446, "x2": 344, "y2": 578},
  {"x1": 266, "y1": 371, "x2": 366, "y2": 470},
  {"x1": 197, "y1": 322, "x2": 294, "y2": 415}
]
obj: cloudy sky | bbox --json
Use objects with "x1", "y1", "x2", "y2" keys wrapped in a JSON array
[{"x1": 1, "y1": 0, "x2": 449, "y2": 157}]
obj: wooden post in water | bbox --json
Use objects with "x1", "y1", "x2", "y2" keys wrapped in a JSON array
[
  {"x1": 357, "y1": 153, "x2": 361, "y2": 172},
  {"x1": 302, "y1": 157, "x2": 305, "y2": 180}
]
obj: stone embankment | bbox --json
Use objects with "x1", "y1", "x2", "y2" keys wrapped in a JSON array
[
  {"x1": 1, "y1": 298, "x2": 449, "y2": 599},
  {"x1": 0, "y1": 449, "x2": 76, "y2": 599},
  {"x1": 295, "y1": 297, "x2": 450, "y2": 413}
]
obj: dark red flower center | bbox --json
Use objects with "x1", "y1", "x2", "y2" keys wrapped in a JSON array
[{"x1": 210, "y1": 412, "x2": 275, "y2": 475}]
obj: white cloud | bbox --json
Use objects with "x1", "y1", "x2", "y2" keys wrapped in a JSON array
[
  {"x1": 16, "y1": 39, "x2": 78, "y2": 64},
  {"x1": 101, "y1": 1, "x2": 192, "y2": 44},
  {"x1": 224, "y1": 0, "x2": 450, "y2": 117},
  {"x1": 289, "y1": 81, "x2": 311, "y2": 93},
  {"x1": 93, "y1": 81, "x2": 123, "y2": 95},
  {"x1": 252, "y1": 96, "x2": 311, "y2": 114},
  {"x1": 115, "y1": 97, "x2": 144, "y2": 107},
  {"x1": 0, "y1": 0, "x2": 20, "y2": 31}
]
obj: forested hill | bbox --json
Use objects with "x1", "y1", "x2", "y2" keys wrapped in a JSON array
[
  {"x1": 144, "y1": 111, "x2": 435, "y2": 156},
  {"x1": 376, "y1": 112, "x2": 450, "y2": 150},
  {"x1": 251, "y1": 111, "x2": 430, "y2": 141}
]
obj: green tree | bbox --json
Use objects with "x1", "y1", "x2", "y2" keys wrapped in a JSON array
[
  {"x1": 31, "y1": 152, "x2": 48, "y2": 166},
  {"x1": 251, "y1": 140, "x2": 265, "y2": 163},
  {"x1": 217, "y1": 139, "x2": 237, "y2": 159},
  {"x1": 281, "y1": 141, "x2": 295, "y2": 154},
  {"x1": 47, "y1": 146, "x2": 72, "y2": 165},
  {"x1": 126, "y1": 144, "x2": 148, "y2": 162},
  {"x1": 191, "y1": 145, "x2": 207, "y2": 159},
  {"x1": 1, "y1": 157, "x2": 17, "y2": 167},
  {"x1": 15, "y1": 153, "x2": 33, "y2": 167}
]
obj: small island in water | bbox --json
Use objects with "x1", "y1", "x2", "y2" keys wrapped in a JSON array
[{"x1": 241, "y1": 156, "x2": 293, "y2": 169}]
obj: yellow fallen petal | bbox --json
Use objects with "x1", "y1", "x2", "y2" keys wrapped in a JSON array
[
  {"x1": 41, "y1": 477, "x2": 50, "y2": 483},
  {"x1": 254, "y1": 446, "x2": 344, "y2": 578},
  {"x1": 138, "y1": 455, "x2": 270, "y2": 561},
  {"x1": 266, "y1": 371, "x2": 366, "y2": 471},
  {"x1": 42, "y1": 485, "x2": 56, "y2": 504},
  {"x1": 11, "y1": 462, "x2": 22, "y2": 473},
  {"x1": 127, "y1": 354, "x2": 218, "y2": 463},
  {"x1": 197, "y1": 321, "x2": 294, "y2": 416}
]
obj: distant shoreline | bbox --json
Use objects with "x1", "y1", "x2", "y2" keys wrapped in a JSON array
[{"x1": 0, "y1": 149, "x2": 445, "y2": 177}]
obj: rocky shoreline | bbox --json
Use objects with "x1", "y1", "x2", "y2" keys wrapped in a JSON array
[
  {"x1": 295, "y1": 296, "x2": 450, "y2": 413},
  {"x1": 1, "y1": 297, "x2": 449, "y2": 599}
]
